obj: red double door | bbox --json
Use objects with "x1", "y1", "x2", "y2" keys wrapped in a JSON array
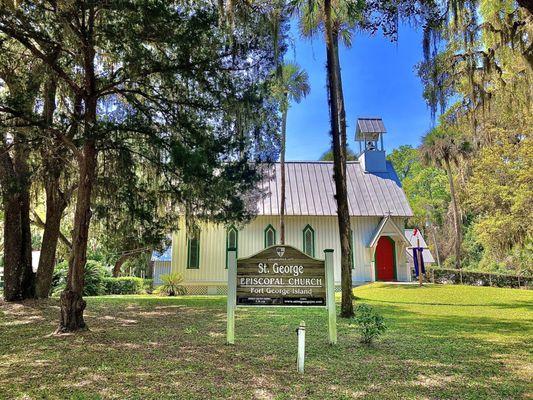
[{"x1": 375, "y1": 236, "x2": 395, "y2": 281}]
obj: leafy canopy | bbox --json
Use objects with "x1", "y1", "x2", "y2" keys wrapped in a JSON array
[{"x1": 388, "y1": 145, "x2": 449, "y2": 228}]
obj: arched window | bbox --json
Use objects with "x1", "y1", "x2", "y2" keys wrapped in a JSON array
[
  {"x1": 187, "y1": 229, "x2": 200, "y2": 269},
  {"x1": 226, "y1": 226, "x2": 238, "y2": 269},
  {"x1": 303, "y1": 225, "x2": 315, "y2": 257},
  {"x1": 264, "y1": 224, "x2": 276, "y2": 248}
]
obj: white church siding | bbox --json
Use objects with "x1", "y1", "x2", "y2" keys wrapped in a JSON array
[
  {"x1": 170, "y1": 215, "x2": 408, "y2": 292},
  {"x1": 168, "y1": 152, "x2": 414, "y2": 293},
  {"x1": 396, "y1": 243, "x2": 410, "y2": 282}
]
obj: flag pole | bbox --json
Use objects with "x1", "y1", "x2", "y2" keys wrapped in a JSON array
[{"x1": 417, "y1": 236, "x2": 423, "y2": 287}]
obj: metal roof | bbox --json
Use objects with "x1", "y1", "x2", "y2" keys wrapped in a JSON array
[
  {"x1": 356, "y1": 118, "x2": 386, "y2": 135},
  {"x1": 256, "y1": 161, "x2": 413, "y2": 217}
]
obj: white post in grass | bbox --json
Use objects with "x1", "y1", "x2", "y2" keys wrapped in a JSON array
[
  {"x1": 227, "y1": 248, "x2": 237, "y2": 345},
  {"x1": 324, "y1": 249, "x2": 337, "y2": 345},
  {"x1": 297, "y1": 321, "x2": 306, "y2": 373}
]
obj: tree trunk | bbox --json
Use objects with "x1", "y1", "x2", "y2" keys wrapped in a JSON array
[
  {"x1": 57, "y1": 141, "x2": 97, "y2": 333},
  {"x1": 333, "y1": 31, "x2": 347, "y2": 166},
  {"x1": 35, "y1": 182, "x2": 67, "y2": 298},
  {"x1": 17, "y1": 146, "x2": 34, "y2": 299},
  {"x1": 431, "y1": 226, "x2": 441, "y2": 268},
  {"x1": 32, "y1": 211, "x2": 72, "y2": 250},
  {"x1": 1, "y1": 141, "x2": 34, "y2": 301},
  {"x1": 0, "y1": 53, "x2": 42, "y2": 301},
  {"x1": 35, "y1": 73, "x2": 68, "y2": 299},
  {"x1": 444, "y1": 158, "x2": 461, "y2": 269},
  {"x1": 2, "y1": 192, "x2": 24, "y2": 301},
  {"x1": 114, "y1": 249, "x2": 151, "y2": 277},
  {"x1": 57, "y1": 18, "x2": 98, "y2": 332},
  {"x1": 13, "y1": 134, "x2": 34, "y2": 299},
  {"x1": 279, "y1": 103, "x2": 287, "y2": 245},
  {"x1": 333, "y1": 27, "x2": 353, "y2": 314},
  {"x1": 324, "y1": 0, "x2": 354, "y2": 318},
  {"x1": 113, "y1": 252, "x2": 135, "y2": 277},
  {"x1": 58, "y1": 289, "x2": 87, "y2": 333}
]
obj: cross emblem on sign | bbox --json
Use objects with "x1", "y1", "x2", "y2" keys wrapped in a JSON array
[{"x1": 276, "y1": 247, "x2": 285, "y2": 257}]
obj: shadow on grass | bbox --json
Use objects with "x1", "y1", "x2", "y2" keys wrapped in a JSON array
[
  {"x1": 0, "y1": 294, "x2": 531, "y2": 399},
  {"x1": 355, "y1": 297, "x2": 533, "y2": 310}
]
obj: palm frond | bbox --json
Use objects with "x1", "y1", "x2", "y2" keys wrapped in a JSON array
[{"x1": 155, "y1": 273, "x2": 187, "y2": 296}]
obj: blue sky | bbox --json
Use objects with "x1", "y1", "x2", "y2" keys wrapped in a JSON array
[{"x1": 284, "y1": 22, "x2": 433, "y2": 160}]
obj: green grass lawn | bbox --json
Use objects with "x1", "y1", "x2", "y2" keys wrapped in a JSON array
[{"x1": 1, "y1": 284, "x2": 532, "y2": 400}]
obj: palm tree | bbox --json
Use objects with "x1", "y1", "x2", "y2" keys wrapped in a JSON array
[
  {"x1": 420, "y1": 125, "x2": 471, "y2": 269},
  {"x1": 291, "y1": 0, "x2": 361, "y2": 317},
  {"x1": 292, "y1": 0, "x2": 359, "y2": 164},
  {"x1": 324, "y1": 0, "x2": 353, "y2": 318},
  {"x1": 156, "y1": 273, "x2": 187, "y2": 296},
  {"x1": 272, "y1": 63, "x2": 310, "y2": 244}
]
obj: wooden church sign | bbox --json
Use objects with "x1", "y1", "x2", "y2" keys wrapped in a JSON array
[
  {"x1": 236, "y1": 245, "x2": 326, "y2": 306},
  {"x1": 226, "y1": 245, "x2": 337, "y2": 345}
]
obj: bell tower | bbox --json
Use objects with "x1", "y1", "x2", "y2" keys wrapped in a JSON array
[{"x1": 355, "y1": 117, "x2": 387, "y2": 173}]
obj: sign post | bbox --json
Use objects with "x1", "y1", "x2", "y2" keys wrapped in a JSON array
[
  {"x1": 226, "y1": 248, "x2": 237, "y2": 345},
  {"x1": 324, "y1": 249, "x2": 337, "y2": 344}
]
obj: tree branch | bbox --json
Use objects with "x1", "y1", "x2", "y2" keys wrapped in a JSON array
[
  {"x1": 31, "y1": 210, "x2": 72, "y2": 249},
  {"x1": 0, "y1": 23, "x2": 82, "y2": 94},
  {"x1": 0, "y1": 104, "x2": 82, "y2": 159}
]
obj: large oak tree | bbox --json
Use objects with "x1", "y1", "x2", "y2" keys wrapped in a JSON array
[{"x1": 0, "y1": 0, "x2": 281, "y2": 332}]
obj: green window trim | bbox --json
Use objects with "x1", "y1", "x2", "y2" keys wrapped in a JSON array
[
  {"x1": 264, "y1": 224, "x2": 276, "y2": 248},
  {"x1": 187, "y1": 231, "x2": 200, "y2": 269},
  {"x1": 302, "y1": 224, "x2": 315, "y2": 257},
  {"x1": 226, "y1": 226, "x2": 238, "y2": 269}
]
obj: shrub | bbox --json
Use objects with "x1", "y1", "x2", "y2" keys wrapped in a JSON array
[
  {"x1": 143, "y1": 279, "x2": 154, "y2": 294},
  {"x1": 353, "y1": 304, "x2": 386, "y2": 344},
  {"x1": 52, "y1": 260, "x2": 110, "y2": 296},
  {"x1": 103, "y1": 277, "x2": 145, "y2": 295},
  {"x1": 155, "y1": 273, "x2": 186, "y2": 296},
  {"x1": 428, "y1": 267, "x2": 532, "y2": 289}
]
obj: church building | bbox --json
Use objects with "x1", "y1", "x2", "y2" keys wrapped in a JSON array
[{"x1": 158, "y1": 118, "x2": 413, "y2": 294}]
